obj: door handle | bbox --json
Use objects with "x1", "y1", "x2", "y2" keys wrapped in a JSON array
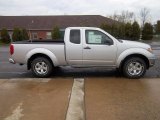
[{"x1": 84, "y1": 46, "x2": 91, "y2": 49}]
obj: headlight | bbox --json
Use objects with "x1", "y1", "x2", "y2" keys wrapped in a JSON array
[{"x1": 147, "y1": 48, "x2": 153, "y2": 53}]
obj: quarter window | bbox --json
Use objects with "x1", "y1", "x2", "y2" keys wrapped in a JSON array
[
  {"x1": 70, "y1": 30, "x2": 80, "y2": 44},
  {"x1": 85, "y1": 30, "x2": 113, "y2": 45}
]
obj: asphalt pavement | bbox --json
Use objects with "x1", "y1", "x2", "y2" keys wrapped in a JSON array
[
  {"x1": 0, "y1": 45, "x2": 160, "y2": 120},
  {"x1": 0, "y1": 45, "x2": 160, "y2": 79}
]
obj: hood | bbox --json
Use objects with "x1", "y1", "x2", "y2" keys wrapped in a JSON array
[{"x1": 121, "y1": 40, "x2": 151, "y2": 49}]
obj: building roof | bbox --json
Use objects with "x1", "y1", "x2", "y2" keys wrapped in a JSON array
[{"x1": 0, "y1": 15, "x2": 115, "y2": 30}]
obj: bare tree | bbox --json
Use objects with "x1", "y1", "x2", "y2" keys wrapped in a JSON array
[
  {"x1": 140, "y1": 7, "x2": 150, "y2": 27},
  {"x1": 121, "y1": 10, "x2": 134, "y2": 23},
  {"x1": 109, "y1": 12, "x2": 118, "y2": 21},
  {"x1": 109, "y1": 10, "x2": 135, "y2": 23}
]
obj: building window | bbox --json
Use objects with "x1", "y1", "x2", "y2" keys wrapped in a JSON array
[
  {"x1": 8, "y1": 32, "x2": 13, "y2": 40},
  {"x1": 46, "y1": 32, "x2": 52, "y2": 39},
  {"x1": 32, "y1": 32, "x2": 38, "y2": 40}
]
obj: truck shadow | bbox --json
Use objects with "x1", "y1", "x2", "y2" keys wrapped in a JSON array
[{"x1": 50, "y1": 67, "x2": 123, "y2": 78}]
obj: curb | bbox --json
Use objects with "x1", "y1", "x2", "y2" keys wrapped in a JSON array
[{"x1": 65, "y1": 78, "x2": 85, "y2": 120}]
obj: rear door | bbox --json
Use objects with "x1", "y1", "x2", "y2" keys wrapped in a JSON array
[
  {"x1": 66, "y1": 29, "x2": 83, "y2": 66},
  {"x1": 82, "y1": 29, "x2": 117, "y2": 66}
]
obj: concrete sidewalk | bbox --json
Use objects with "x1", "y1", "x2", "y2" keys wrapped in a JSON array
[
  {"x1": 0, "y1": 78, "x2": 73, "y2": 120},
  {"x1": 85, "y1": 77, "x2": 160, "y2": 120},
  {"x1": 1, "y1": 77, "x2": 160, "y2": 120}
]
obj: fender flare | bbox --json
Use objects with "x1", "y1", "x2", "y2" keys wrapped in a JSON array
[
  {"x1": 116, "y1": 48, "x2": 150, "y2": 68},
  {"x1": 26, "y1": 48, "x2": 59, "y2": 66}
]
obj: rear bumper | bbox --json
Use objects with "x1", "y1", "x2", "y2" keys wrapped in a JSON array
[{"x1": 9, "y1": 58, "x2": 16, "y2": 64}]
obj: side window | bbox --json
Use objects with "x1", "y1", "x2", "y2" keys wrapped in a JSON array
[
  {"x1": 85, "y1": 30, "x2": 113, "y2": 45},
  {"x1": 70, "y1": 30, "x2": 80, "y2": 44}
]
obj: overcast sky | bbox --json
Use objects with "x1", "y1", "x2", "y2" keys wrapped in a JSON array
[{"x1": 0, "y1": 0, "x2": 159, "y2": 23}]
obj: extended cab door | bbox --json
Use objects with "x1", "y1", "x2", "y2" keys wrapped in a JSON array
[
  {"x1": 82, "y1": 29, "x2": 117, "y2": 66},
  {"x1": 66, "y1": 29, "x2": 83, "y2": 66}
]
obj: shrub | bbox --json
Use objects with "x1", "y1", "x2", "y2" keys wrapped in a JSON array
[
  {"x1": 21, "y1": 28, "x2": 29, "y2": 40},
  {"x1": 142, "y1": 23, "x2": 153, "y2": 40},
  {"x1": 125, "y1": 22, "x2": 132, "y2": 39},
  {"x1": 156, "y1": 21, "x2": 160, "y2": 35},
  {"x1": 0, "y1": 28, "x2": 11, "y2": 44},
  {"x1": 131, "y1": 21, "x2": 140, "y2": 40},
  {"x1": 12, "y1": 28, "x2": 23, "y2": 41},
  {"x1": 51, "y1": 26, "x2": 61, "y2": 39},
  {"x1": 100, "y1": 23, "x2": 112, "y2": 35}
]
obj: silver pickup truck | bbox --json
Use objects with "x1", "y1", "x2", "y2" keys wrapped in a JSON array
[{"x1": 9, "y1": 27, "x2": 156, "y2": 78}]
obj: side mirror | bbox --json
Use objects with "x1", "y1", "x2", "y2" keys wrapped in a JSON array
[{"x1": 104, "y1": 39, "x2": 113, "y2": 45}]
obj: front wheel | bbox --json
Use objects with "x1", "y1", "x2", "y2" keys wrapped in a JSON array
[
  {"x1": 122, "y1": 57, "x2": 146, "y2": 79},
  {"x1": 31, "y1": 57, "x2": 53, "y2": 77}
]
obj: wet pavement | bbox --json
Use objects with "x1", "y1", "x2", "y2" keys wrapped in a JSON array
[
  {"x1": 85, "y1": 78, "x2": 160, "y2": 120},
  {"x1": 0, "y1": 78, "x2": 73, "y2": 120},
  {"x1": 0, "y1": 46, "x2": 160, "y2": 78},
  {"x1": 0, "y1": 45, "x2": 160, "y2": 120},
  {"x1": 1, "y1": 78, "x2": 160, "y2": 120}
]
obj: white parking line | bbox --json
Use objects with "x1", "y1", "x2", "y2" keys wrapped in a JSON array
[
  {"x1": 66, "y1": 78, "x2": 85, "y2": 120},
  {"x1": 4, "y1": 102, "x2": 24, "y2": 120},
  {"x1": 0, "y1": 72, "x2": 27, "y2": 74}
]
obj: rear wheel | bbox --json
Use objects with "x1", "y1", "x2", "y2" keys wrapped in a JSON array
[
  {"x1": 31, "y1": 57, "x2": 53, "y2": 77},
  {"x1": 122, "y1": 57, "x2": 146, "y2": 79}
]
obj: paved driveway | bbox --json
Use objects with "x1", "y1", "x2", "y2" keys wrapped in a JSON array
[
  {"x1": 1, "y1": 78, "x2": 160, "y2": 120},
  {"x1": 0, "y1": 78, "x2": 73, "y2": 120},
  {"x1": 85, "y1": 78, "x2": 160, "y2": 120}
]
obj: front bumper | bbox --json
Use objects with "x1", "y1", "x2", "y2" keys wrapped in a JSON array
[
  {"x1": 9, "y1": 58, "x2": 16, "y2": 64},
  {"x1": 148, "y1": 57, "x2": 156, "y2": 67}
]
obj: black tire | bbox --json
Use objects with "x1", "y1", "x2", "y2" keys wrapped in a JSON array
[
  {"x1": 115, "y1": 68, "x2": 123, "y2": 77},
  {"x1": 31, "y1": 57, "x2": 53, "y2": 77},
  {"x1": 122, "y1": 57, "x2": 146, "y2": 79}
]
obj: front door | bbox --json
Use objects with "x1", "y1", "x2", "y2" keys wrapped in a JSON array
[{"x1": 83, "y1": 30, "x2": 117, "y2": 66}]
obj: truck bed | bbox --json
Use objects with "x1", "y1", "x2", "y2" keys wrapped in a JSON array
[
  {"x1": 13, "y1": 39, "x2": 64, "y2": 44},
  {"x1": 11, "y1": 39, "x2": 66, "y2": 66}
]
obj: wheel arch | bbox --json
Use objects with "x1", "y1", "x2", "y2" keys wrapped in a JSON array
[
  {"x1": 27, "y1": 53, "x2": 55, "y2": 70},
  {"x1": 26, "y1": 48, "x2": 59, "y2": 70},
  {"x1": 119, "y1": 54, "x2": 150, "y2": 70}
]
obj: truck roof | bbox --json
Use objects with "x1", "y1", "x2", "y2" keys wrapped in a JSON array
[{"x1": 66, "y1": 27, "x2": 101, "y2": 30}]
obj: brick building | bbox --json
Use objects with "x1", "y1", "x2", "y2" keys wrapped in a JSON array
[{"x1": 0, "y1": 15, "x2": 115, "y2": 40}]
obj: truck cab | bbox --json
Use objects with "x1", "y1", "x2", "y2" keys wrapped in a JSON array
[{"x1": 65, "y1": 27, "x2": 117, "y2": 67}]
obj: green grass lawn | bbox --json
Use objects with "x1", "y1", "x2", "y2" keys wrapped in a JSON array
[
  {"x1": 0, "y1": 41, "x2": 3, "y2": 45},
  {"x1": 0, "y1": 41, "x2": 10, "y2": 46}
]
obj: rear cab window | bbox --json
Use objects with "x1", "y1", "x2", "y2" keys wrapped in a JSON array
[{"x1": 70, "y1": 30, "x2": 80, "y2": 44}]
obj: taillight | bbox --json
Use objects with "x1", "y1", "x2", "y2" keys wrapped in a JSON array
[{"x1": 10, "y1": 44, "x2": 14, "y2": 55}]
